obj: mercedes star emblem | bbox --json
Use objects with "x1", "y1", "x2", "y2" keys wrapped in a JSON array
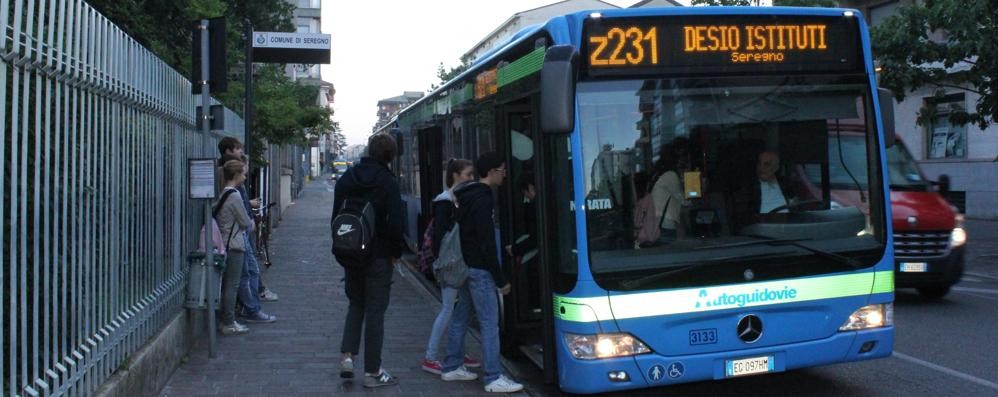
[{"x1": 737, "y1": 314, "x2": 763, "y2": 343}]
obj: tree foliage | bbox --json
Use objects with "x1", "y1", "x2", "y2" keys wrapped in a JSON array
[
  {"x1": 88, "y1": 0, "x2": 334, "y2": 161},
  {"x1": 431, "y1": 54, "x2": 474, "y2": 90},
  {"x1": 872, "y1": 0, "x2": 997, "y2": 130}
]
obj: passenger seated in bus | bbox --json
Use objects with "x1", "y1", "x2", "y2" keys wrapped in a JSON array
[
  {"x1": 650, "y1": 143, "x2": 684, "y2": 243},
  {"x1": 732, "y1": 151, "x2": 798, "y2": 231}
]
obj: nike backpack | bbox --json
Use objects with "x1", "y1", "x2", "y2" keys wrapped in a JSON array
[{"x1": 331, "y1": 193, "x2": 377, "y2": 268}]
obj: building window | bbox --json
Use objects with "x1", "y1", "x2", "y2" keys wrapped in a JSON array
[
  {"x1": 925, "y1": 95, "x2": 968, "y2": 159},
  {"x1": 869, "y1": 1, "x2": 899, "y2": 28}
]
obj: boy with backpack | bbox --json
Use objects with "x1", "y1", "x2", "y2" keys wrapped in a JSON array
[
  {"x1": 418, "y1": 158, "x2": 482, "y2": 374},
  {"x1": 439, "y1": 152, "x2": 523, "y2": 393},
  {"x1": 331, "y1": 133, "x2": 403, "y2": 388}
]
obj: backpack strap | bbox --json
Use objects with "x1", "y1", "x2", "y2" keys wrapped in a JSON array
[
  {"x1": 213, "y1": 188, "x2": 237, "y2": 218},
  {"x1": 658, "y1": 195, "x2": 672, "y2": 229}
]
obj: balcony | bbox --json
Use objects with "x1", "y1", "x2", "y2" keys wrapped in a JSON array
[{"x1": 296, "y1": 0, "x2": 320, "y2": 9}]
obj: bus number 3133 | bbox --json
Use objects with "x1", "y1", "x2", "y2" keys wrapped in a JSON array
[{"x1": 590, "y1": 27, "x2": 658, "y2": 66}]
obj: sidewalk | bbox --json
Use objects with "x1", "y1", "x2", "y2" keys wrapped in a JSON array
[{"x1": 160, "y1": 177, "x2": 533, "y2": 396}]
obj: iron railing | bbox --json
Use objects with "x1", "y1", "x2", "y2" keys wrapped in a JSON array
[{"x1": 1, "y1": 1, "x2": 230, "y2": 396}]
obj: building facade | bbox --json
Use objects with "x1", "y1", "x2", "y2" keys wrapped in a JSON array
[
  {"x1": 840, "y1": 0, "x2": 998, "y2": 218},
  {"x1": 463, "y1": 0, "x2": 623, "y2": 63},
  {"x1": 374, "y1": 91, "x2": 424, "y2": 132},
  {"x1": 286, "y1": 0, "x2": 336, "y2": 176}
]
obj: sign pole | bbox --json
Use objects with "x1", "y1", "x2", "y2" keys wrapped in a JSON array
[
  {"x1": 199, "y1": 18, "x2": 218, "y2": 359},
  {"x1": 244, "y1": 20, "x2": 253, "y2": 171}
]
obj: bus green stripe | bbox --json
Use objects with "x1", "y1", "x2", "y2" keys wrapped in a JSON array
[
  {"x1": 872, "y1": 270, "x2": 894, "y2": 294},
  {"x1": 497, "y1": 47, "x2": 545, "y2": 87},
  {"x1": 554, "y1": 271, "x2": 894, "y2": 323}
]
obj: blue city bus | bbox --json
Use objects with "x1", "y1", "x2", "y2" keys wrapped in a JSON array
[{"x1": 378, "y1": 6, "x2": 896, "y2": 394}]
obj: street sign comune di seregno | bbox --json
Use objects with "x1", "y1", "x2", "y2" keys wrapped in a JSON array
[{"x1": 252, "y1": 31, "x2": 331, "y2": 64}]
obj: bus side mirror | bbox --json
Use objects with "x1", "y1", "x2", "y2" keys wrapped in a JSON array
[
  {"x1": 878, "y1": 88, "x2": 896, "y2": 148},
  {"x1": 540, "y1": 45, "x2": 578, "y2": 135}
]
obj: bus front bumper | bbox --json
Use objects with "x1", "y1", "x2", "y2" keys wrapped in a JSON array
[{"x1": 557, "y1": 326, "x2": 893, "y2": 394}]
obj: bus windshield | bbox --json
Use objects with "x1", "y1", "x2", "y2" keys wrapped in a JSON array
[{"x1": 578, "y1": 75, "x2": 886, "y2": 290}]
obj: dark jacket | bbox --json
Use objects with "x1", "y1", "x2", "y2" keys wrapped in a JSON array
[
  {"x1": 430, "y1": 190, "x2": 456, "y2": 258},
  {"x1": 332, "y1": 157, "x2": 403, "y2": 259},
  {"x1": 454, "y1": 180, "x2": 506, "y2": 288},
  {"x1": 731, "y1": 176, "x2": 797, "y2": 232}
]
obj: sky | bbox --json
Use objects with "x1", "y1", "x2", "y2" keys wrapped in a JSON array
[{"x1": 320, "y1": 0, "x2": 662, "y2": 146}]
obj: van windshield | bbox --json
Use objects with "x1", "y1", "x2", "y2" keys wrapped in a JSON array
[{"x1": 886, "y1": 141, "x2": 930, "y2": 190}]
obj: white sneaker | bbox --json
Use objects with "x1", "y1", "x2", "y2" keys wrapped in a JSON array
[
  {"x1": 259, "y1": 290, "x2": 279, "y2": 302},
  {"x1": 340, "y1": 357, "x2": 354, "y2": 379},
  {"x1": 441, "y1": 366, "x2": 478, "y2": 381},
  {"x1": 233, "y1": 321, "x2": 249, "y2": 332},
  {"x1": 484, "y1": 375, "x2": 523, "y2": 393},
  {"x1": 219, "y1": 322, "x2": 249, "y2": 335}
]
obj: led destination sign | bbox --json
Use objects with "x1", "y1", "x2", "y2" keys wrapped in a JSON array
[{"x1": 585, "y1": 15, "x2": 861, "y2": 76}]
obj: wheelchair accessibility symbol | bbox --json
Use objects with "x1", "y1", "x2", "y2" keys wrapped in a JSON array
[{"x1": 667, "y1": 362, "x2": 685, "y2": 379}]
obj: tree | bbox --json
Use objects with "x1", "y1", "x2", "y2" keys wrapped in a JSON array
[
  {"x1": 431, "y1": 54, "x2": 474, "y2": 90},
  {"x1": 872, "y1": 0, "x2": 997, "y2": 131},
  {"x1": 89, "y1": 0, "x2": 334, "y2": 162}
]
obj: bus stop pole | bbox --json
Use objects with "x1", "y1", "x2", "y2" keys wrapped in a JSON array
[
  {"x1": 199, "y1": 18, "x2": 218, "y2": 359},
  {"x1": 243, "y1": 20, "x2": 253, "y2": 178}
]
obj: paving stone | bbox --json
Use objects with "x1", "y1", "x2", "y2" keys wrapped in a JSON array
[{"x1": 159, "y1": 177, "x2": 533, "y2": 396}]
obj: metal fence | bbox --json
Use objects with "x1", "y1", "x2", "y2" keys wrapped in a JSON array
[
  {"x1": 262, "y1": 144, "x2": 306, "y2": 228},
  {"x1": 0, "y1": 1, "x2": 225, "y2": 396}
]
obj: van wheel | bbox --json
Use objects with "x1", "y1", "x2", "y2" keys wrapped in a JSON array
[{"x1": 917, "y1": 285, "x2": 951, "y2": 299}]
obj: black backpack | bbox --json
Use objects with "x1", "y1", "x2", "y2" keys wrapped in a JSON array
[{"x1": 331, "y1": 188, "x2": 377, "y2": 267}]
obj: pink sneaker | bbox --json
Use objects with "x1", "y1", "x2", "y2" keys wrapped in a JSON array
[
  {"x1": 421, "y1": 358, "x2": 443, "y2": 375},
  {"x1": 463, "y1": 355, "x2": 481, "y2": 368}
]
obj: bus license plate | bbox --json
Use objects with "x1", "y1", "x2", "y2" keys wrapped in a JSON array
[
  {"x1": 725, "y1": 355, "x2": 774, "y2": 377},
  {"x1": 900, "y1": 262, "x2": 928, "y2": 272}
]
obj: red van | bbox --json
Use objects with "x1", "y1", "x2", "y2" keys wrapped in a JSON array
[
  {"x1": 887, "y1": 139, "x2": 966, "y2": 298},
  {"x1": 793, "y1": 135, "x2": 965, "y2": 298}
]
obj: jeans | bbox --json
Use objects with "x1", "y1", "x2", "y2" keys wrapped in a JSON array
[
  {"x1": 237, "y1": 234, "x2": 262, "y2": 315},
  {"x1": 220, "y1": 251, "x2": 245, "y2": 324},
  {"x1": 425, "y1": 286, "x2": 459, "y2": 361},
  {"x1": 443, "y1": 268, "x2": 502, "y2": 383},
  {"x1": 340, "y1": 258, "x2": 393, "y2": 374}
]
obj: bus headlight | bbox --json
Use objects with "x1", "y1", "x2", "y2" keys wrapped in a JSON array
[
  {"x1": 564, "y1": 332, "x2": 651, "y2": 360},
  {"x1": 950, "y1": 214, "x2": 967, "y2": 247},
  {"x1": 839, "y1": 303, "x2": 893, "y2": 331}
]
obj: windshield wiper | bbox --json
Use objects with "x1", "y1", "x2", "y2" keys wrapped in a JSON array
[
  {"x1": 619, "y1": 252, "x2": 792, "y2": 290},
  {"x1": 743, "y1": 234, "x2": 865, "y2": 270},
  {"x1": 692, "y1": 238, "x2": 811, "y2": 251}
]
